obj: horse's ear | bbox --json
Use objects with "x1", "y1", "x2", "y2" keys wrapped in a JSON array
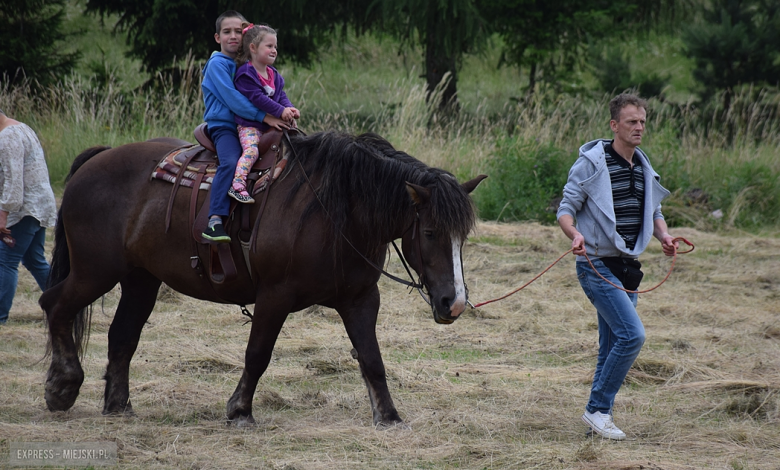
[
  {"x1": 406, "y1": 182, "x2": 431, "y2": 206},
  {"x1": 461, "y1": 175, "x2": 488, "y2": 194}
]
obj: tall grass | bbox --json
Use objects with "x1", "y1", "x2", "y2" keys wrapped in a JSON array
[
  {"x1": 1, "y1": 57, "x2": 203, "y2": 187},
  {"x1": 1, "y1": 31, "x2": 779, "y2": 231},
  {"x1": 469, "y1": 89, "x2": 780, "y2": 231}
]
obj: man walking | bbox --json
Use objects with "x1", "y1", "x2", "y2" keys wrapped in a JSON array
[{"x1": 557, "y1": 93, "x2": 678, "y2": 439}]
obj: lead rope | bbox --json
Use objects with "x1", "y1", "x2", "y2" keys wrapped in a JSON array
[{"x1": 472, "y1": 237, "x2": 695, "y2": 308}]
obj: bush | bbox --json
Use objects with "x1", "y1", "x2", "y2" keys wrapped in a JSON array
[{"x1": 475, "y1": 136, "x2": 574, "y2": 224}]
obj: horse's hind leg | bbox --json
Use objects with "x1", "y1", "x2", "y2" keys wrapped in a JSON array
[
  {"x1": 337, "y1": 287, "x2": 404, "y2": 427},
  {"x1": 40, "y1": 275, "x2": 118, "y2": 412},
  {"x1": 103, "y1": 269, "x2": 161, "y2": 415}
]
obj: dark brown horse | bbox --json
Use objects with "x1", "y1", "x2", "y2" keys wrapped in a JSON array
[{"x1": 40, "y1": 131, "x2": 486, "y2": 427}]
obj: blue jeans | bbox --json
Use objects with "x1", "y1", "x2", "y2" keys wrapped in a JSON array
[
  {"x1": 577, "y1": 259, "x2": 645, "y2": 414},
  {"x1": 208, "y1": 126, "x2": 243, "y2": 219},
  {"x1": 0, "y1": 216, "x2": 50, "y2": 323}
]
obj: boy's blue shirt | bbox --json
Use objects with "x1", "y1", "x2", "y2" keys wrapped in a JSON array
[{"x1": 201, "y1": 52, "x2": 267, "y2": 131}]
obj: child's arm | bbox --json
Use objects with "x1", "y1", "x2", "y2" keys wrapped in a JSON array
[
  {"x1": 235, "y1": 72, "x2": 286, "y2": 118},
  {"x1": 276, "y1": 74, "x2": 299, "y2": 121},
  {"x1": 276, "y1": 74, "x2": 295, "y2": 110},
  {"x1": 205, "y1": 58, "x2": 267, "y2": 123}
]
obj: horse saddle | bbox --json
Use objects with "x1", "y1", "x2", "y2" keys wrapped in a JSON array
[{"x1": 150, "y1": 124, "x2": 291, "y2": 286}]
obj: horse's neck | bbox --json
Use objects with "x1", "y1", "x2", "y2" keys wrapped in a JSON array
[
  {"x1": 348, "y1": 207, "x2": 413, "y2": 247},
  {"x1": 387, "y1": 213, "x2": 416, "y2": 244}
]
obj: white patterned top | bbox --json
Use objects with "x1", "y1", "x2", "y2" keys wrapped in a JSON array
[{"x1": 0, "y1": 123, "x2": 57, "y2": 228}]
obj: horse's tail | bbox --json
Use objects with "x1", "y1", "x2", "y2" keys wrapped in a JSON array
[{"x1": 44, "y1": 146, "x2": 111, "y2": 360}]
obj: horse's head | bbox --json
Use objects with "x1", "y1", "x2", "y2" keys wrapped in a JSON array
[{"x1": 402, "y1": 175, "x2": 487, "y2": 324}]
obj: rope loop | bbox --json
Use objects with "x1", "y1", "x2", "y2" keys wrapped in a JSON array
[{"x1": 472, "y1": 237, "x2": 694, "y2": 308}]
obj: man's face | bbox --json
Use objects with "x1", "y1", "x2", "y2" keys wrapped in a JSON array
[
  {"x1": 214, "y1": 17, "x2": 243, "y2": 57},
  {"x1": 610, "y1": 104, "x2": 646, "y2": 147}
]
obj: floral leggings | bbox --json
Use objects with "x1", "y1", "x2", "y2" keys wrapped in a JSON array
[{"x1": 234, "y1": 125, "x2": 263, "y2": 189}]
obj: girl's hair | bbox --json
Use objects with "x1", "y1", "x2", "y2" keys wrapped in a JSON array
[{"x1": 236, "y1": 23, "x2": 277, "y2": 65}]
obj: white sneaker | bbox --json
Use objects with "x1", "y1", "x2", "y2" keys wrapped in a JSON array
[{"x1": 581, "y1": 411, "x2": 626, "y2": 440}]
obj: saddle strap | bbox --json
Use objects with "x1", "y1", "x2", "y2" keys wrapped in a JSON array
[
  {"x1": 210, "y1": 243, "x2": 238, "y2": 284},
  {"x1": 248, "y1": 174, "x2": 275, "y2": 253},
  {"x1": 166, "y1": 145, "x2": 202, "y2": 233},
  {"x1": 189, "y1": 167, "x2": 207, "y2": 274},
  {"x1": 239, "y1": 197, "x2": 254, "y2": 281}
]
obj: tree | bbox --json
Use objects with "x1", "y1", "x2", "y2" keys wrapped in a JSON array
[
  {"x1": 368, "y1": 0, "x2": 484, "y2": 110},
  {"x1": 85, "y1": 0, "x2": 369, "y2": 72},
  {"x1": 0, "y1": 0, "x2": 79, "y2": 86},
  {"x1": 479, "y1": 0, "x2": 615, "y2": 95},
  {"x1": 682, "y1": 0, "x2": 780, "y2": 107},
  {"x1": 87, "y1": 0, "x2": 484, "y2": 113},
  {"x1": 480, "y1": 0, "x2": 696, "y2": 96}
]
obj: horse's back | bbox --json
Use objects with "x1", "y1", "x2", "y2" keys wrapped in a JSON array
[{"x1": 61, "y1": 141, "x2": 190, "y2": 270}]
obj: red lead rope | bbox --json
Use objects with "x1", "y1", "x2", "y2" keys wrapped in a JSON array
[{"x1": 472, "y1": 237, "x2": 695, "y2": 308}]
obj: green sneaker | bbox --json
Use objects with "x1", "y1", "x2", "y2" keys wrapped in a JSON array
[{"x1": 202, "y1": 224, "x2": 231, "y2": 243}]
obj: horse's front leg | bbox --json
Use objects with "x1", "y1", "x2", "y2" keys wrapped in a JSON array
[
  {"x1": 337, "y1": 286, "x2": 404, "y2": 428},
  {"x1": 103, "y1": 270, "x2": 161, "y2": 415},
  {"x1": 226, "y1": 295, "x2": 290, "y2": 426}
]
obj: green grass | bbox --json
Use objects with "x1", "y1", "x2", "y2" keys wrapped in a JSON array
[{"x1": 2, "y1": 3, "x2": 779, "y2": 232}]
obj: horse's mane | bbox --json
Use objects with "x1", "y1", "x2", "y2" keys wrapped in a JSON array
[{"x1": 284, "y1": 131, "x2": 476, "y2": 250}]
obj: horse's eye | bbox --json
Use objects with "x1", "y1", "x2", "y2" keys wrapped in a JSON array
[{"x1": 423, "y1": 230, "x2": 434, "y2": 240}]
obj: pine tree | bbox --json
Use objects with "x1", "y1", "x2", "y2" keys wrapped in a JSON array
[
  {"x1": 683, "y1": 0, "x2": 780, "y2": 106},
  {"x1": 0, "y1": 0, "x2": 79, "y2": 85}
]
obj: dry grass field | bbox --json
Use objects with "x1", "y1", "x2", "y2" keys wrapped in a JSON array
[{"x1": 1, "y1": 222, "x2": 779, "y2": 469}]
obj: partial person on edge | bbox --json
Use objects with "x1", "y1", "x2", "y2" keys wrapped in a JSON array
[{"x1": 0, "y1": 109, "x2": 57, "y2": 324}]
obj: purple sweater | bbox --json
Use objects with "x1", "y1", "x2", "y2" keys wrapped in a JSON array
[{"x1": 234, "y1": 62, "x2": 293, "y2": 131}]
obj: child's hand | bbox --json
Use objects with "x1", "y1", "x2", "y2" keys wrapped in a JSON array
[
  {"x1": 290, "y1": 107, "x2": 301, "y2": 119},
  {"x1": 281, "y1": 107, "x2": 295, "y2": 122}
]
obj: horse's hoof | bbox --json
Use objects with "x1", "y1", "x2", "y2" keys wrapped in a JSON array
[
  {"x1": 45, "y1": 386, "x2": 78, "y2": 412},
  {"x1": 45, "y1": 378, "x2": 83, "y2": 411},
  {"x1": 45, "y1": 363, "x2": 84, "y2": 412},
  {"x1": 376, "y1": 420, "x2": 411, "y2": 431},
  {"x1": 228, "y1": 414, "x2": 256, "y2": 427},
  {"x1": 102, "y1": 400, "x2": 135, "y2": 417}
]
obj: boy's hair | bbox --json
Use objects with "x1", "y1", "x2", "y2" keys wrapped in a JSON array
[
  {"x1": 609, "y1": 93, "x2": 647, "y2": 121},
  {"x1": 215, "y1": 10, "x2": 247, "y2": 33},
  {"x1": 236, "y1": 24, "x2": 277, "y2": 65}
]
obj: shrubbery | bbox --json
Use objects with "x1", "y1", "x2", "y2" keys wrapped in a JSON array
[{"x1": 474, "y1": 137, "x2": 573, "y2": 224}]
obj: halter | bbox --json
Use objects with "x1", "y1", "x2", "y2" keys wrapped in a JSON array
[{"x1": 283, "y1": 130, "x2": 428, "y2": 295}]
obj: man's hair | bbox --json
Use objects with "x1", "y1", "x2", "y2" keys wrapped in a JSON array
[
  {"x1": 236, "y1": 24, "x2": 277, "y2": 65},
  {"x1": 609, "y1": 93, "x2": 647, "y2": 121},
  {"x1": 215, "y1": 10, "x2": 247, "y2": 33}
]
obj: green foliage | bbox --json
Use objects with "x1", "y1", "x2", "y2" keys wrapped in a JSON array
[
  {"x1": 589, "y1": 44, "x2": 671, "y2": 97},
  {"x1": 84, "y1": 0, "x2": 370, "y2": 72},
  {"x1": 682, "y1": 0, "x2": 780, "y2": 102},
  {"x1": 0, "y1": 0, "x2": 79, "y2": 86},
  {"x1": 708, "y1": 160, "x2": 780, "y2": 229},
  {"x1": 368, "y1": 0, "x2": 484, "y2": 107},
  {"x1": 480, "y1": 0, "x2": 611, "y2": 93},
  {"x1": 475, "y1": 136, "x2": 573, "y2": 223},
  {"x1": 4, "y1": 9, "x2": 780, "y2": 233},
  {"x1": 479, "y1": 0, "x2": 694, "y2": 94}
]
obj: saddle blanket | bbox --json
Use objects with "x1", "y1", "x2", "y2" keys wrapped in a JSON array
[
  {"x1": 150, "y1": 145, "x2": 215, "y2": 190},
  {"x1": 150, "y1": 143, "x2": 288, "y2": 195}
]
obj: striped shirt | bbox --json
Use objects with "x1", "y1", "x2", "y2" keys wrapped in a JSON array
[{"x1": 605, "y1": 142, "x2": 644, "y2": 250}]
